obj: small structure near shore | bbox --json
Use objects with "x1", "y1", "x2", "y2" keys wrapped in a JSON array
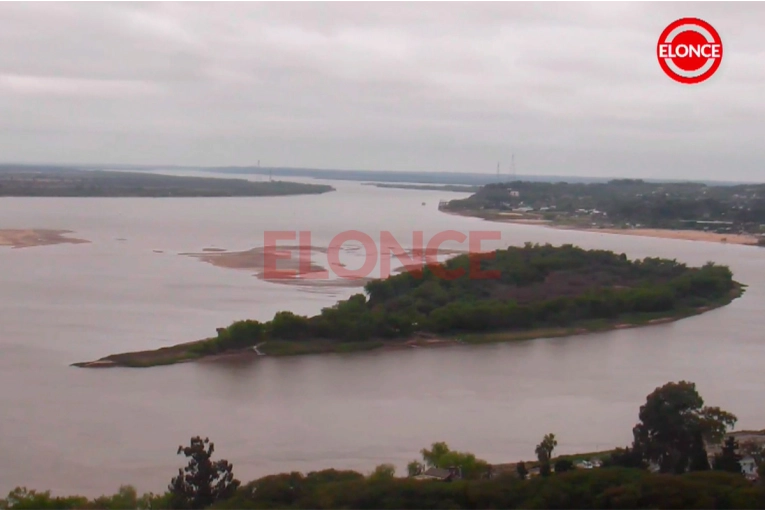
[{"x1": 412, "y1": 466, "x2": 462, "y2": 482}]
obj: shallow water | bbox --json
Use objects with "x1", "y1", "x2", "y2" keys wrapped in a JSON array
[{"x1": 1, "y1": 179, "x2": 763, "y2": 495}]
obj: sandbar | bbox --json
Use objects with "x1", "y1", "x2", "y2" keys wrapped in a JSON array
[
  {"x1": 182, "y1": 245, "x2": 468, "y2": 288},
  {"x1": 0, "y1": 229, "x2": 89, "y2": 249},
  {"x1": 181, "y1": 245, "x2": 328, "y2": 273}
]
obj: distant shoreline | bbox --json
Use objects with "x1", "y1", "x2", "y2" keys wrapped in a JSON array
[
  {"x1": 72, "y1": 284, "x2": 742, "y2": 368},
  {"x1": 0, "y1": 166, "x2": 335, "y2": 197},
  {"x1": 443, "y1": 209, "x2": 761, "y2": 246}
]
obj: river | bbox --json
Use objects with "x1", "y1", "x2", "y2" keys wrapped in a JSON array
[{"x1": 0, "y1": 178, "x2": 763, "y2": 496}]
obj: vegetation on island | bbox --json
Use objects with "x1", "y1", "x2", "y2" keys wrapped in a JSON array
[
  {"x1": 0, "y1": 166, "x2": 334, "y2": 197},
  {"x1": 444, "y1": 179, "x2": 765, "y2": 236},
  {"x1": 76, "y1": 243, "x2": 742, "y2": 367},
  {"x1": 7, "y1": 381, "x2": 765, "y2": 509}
]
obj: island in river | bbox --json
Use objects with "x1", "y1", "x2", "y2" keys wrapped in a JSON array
[
  {"x1": 74, "y1": 243, "x2": 743, "y2": 368},
  {"x1": 441, "y1": 179, "x2": 765, "y2": 246},
  {"x1": 0, "y1": 165, "x2": 334, "y2": 197}
]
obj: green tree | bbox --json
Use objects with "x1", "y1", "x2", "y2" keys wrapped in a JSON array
[
  {"x1": 714, "y1": 436, "x2": 743, "y2": 473},
  {"x1": 407, "y1": 460, "x2": 424, "y2": 477},
  {"x1": 368, "y1": 464, "x2": 396, "y2": 482},
  {"x1": 419, "y1": 442, "x2": 490, "y2": 479},
  {"x1": 516, "y1": 461, "x2": 528, "y2": 480},
  {"x1": 169, "y1": 437, "x2": 240, "y2": 509},
  {"x1": 535, "y1": 433, "x2": 557, "y2": 477},
  {"x1": 632, "y1": 381, "x2": 737, "y2": 474},
  {"x1": 535, "y1": 433, "x2": 557, "y2": 462}
]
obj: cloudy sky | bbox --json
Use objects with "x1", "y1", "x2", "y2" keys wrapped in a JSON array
[{"x1": 0, "y1": 2, "x2": 763, "y2": 180}]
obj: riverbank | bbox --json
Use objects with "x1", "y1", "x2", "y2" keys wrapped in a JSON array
[
  {"x1": 444, "y1": 209, "x2": 761, "y2": 246},
  {"x1": 72, "y1": 283, "x2": 742, "y2": 368},
  {"x1": 0, "y1": 166, "x2": 335, "y2": 197},
  {"x1": 0, "y1": 229, "x2": 90, "y2": 249}
]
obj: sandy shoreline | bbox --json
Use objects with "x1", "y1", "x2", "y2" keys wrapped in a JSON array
[
  {"x1": 0, "y1": 229, "x2": 90, "y2": 249},
  {"x1": 584, "y1": 227, "x2": 759, "y2": 245},
  {"x1": 445, "y1": 210, "x2": 761, "y2": 246}
]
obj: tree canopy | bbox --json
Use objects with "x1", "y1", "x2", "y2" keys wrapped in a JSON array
[
  {"x1": 415, "y1": 442, "x2": 490, "y2": 480},
  {"x1": 631, "y1": 381, "x2": 737, "y2": 474},
  {"x1": 169, "y1": 437, "x2": 240, "y2": 509}
]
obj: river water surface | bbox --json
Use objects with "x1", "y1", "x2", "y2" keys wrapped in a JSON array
[{"x1": 1, "y1": 178, "x2": 763, "y2": 495}]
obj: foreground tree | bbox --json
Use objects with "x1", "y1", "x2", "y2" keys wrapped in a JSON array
[
  {"x1": 688, "y1": 431, "x2": 711, "y2": 471},
  {"x1": 418, "y1": 442, "x2": 490, "y2": 479},
  {"x1": 407, "y1": 460, "x2": 425, "y2": 477},
  {"x1": 714, "y1": 436, "x2": 743, "y2": 473},
  {"x1": 535, "y1": 433, "x2": 557, "y2": 477},
  {"x1": 603, "y1": 446, "x2": 648, "y2": 469},
  {"x1": 554, "y1": 459, "x2": 574, "y2": 473},
  {"x1": 169, "y1": 436, "x2": 240, "y2": 509},
  {"x1": 632, "y1": 381, "x2": 737, "y2": 474},
  {"x1": 516, "y1": 461, "x2": 528, "y2": 480},
  {"x1": 368, "y1": 464, "x2": 396, "y2": 482}
]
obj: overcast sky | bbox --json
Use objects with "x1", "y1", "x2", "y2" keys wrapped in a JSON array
[{"x1": 0, "y1": 2, "x2": 763, "y2": 180}]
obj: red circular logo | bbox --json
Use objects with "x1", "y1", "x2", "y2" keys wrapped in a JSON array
[{"x1": 657, "y1": 18, "x2": 723, "y2": 84}]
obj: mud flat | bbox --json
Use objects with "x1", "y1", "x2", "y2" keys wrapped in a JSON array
[{"x1": 0, "y1": 229, "x2": 89, "y2": 249}]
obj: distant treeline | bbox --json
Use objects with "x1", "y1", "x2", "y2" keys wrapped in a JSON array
[
  {"x1": 213, "y1": 469, "x2": 765, "y2": 509},
  {"x1": 8, "y1": 469, "x2": 761, "y2": 510},
  {"x1": 446, "y1": 179, "x2": 765, "y2": 233},
  {"x1": 0, "y1": 167, "x2": 334, "y2": 197},
  {"x1": 196, "y1": 243, "x2": 736, "y2": 355},
  {"x1": 208, "y1": 167, "x2": 616, "y2": 185}
]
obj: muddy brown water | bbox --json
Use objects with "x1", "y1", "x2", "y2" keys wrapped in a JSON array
[{"x1": 1, "y1": 177, "x2": 764, "y2": 496}]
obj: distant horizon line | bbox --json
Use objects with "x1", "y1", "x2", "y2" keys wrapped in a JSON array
[{"x1": 0, "y1": 161, "x2": 760, "y2": 186}]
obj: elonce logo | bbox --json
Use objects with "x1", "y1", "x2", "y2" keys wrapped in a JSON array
[
  {"x1": 263, "y1": 230, "x2": 502, "y2": 281},
  {"x1": 657, "y1": 17, "x2": 723, "y2": 84}
]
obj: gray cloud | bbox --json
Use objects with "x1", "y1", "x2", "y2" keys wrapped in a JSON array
[{"x1": 0, "y1": 2, "x2": 762, "y2": 180}]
